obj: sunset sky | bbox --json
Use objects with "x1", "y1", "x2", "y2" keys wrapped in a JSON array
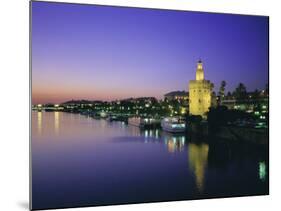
[{"x1": 32, "y1": 1, "x2": 268, "y2": 104}]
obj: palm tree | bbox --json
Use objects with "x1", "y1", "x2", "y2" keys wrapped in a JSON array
[
  {"x1": 218, "y1": 80, "x2": 226, "y2": 105},
  {"x1": 219, "y1": 81, "x2": 226, "y2": 95},
  {"x1": 234, "y1": 83, "x2": 247, "y2": 101}
]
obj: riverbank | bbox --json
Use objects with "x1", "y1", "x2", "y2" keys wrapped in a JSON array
[{"x1": 187, "y1": 122, "x2": 268, "y2": 145}]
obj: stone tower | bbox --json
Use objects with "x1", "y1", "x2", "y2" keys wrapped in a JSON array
[{"x1": 189, "y1": 60, "x2": 212, "y2": 118}]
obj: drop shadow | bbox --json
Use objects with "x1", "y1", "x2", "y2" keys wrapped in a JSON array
[{"x1": 17, "y1": 201, "x2": 29, "y2": 210}]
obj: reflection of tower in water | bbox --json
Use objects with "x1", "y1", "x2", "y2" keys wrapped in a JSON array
[
  {"x1": 188, "y1": 143, "x2": 209, "y2": 193},
  {"x1": 54, "y1": 112, "x2": 60, "y2": 134}
]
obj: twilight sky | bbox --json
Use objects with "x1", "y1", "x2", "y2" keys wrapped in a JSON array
[{"x1": 32, "y1": 1, "x2": 268, "y2": 104}]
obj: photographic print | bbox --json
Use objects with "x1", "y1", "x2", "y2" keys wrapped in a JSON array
[{"x1": 31, "y1": 1, "x2": 269, "y2": 210}]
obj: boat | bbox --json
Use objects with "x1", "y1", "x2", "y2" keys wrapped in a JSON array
[
  {"x1": 128, "y1": 117, "x2": 161, "y2": 128},
  {"x1": 108, "y1": 115, "x2": 128, "y2": 123},
  {"x1": 161, "y1": 117, "x2": 186, "y2": 133},
  {"x1": 108, "y1": 115, "x2": 118, "y2": 122}
]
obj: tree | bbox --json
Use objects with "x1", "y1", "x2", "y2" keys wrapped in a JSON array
[
  {"x1": 265, "y1": 83, "x2": 269, "y2": 96},
  {"x1": 218, "y1": 80, "x2": 226, "y2": 105},
  {"x1": 227, "y1": 91, "x2": 232, "y2": 97},
  {"x1": 210, "y1": 83, "x2": 214, "y2": 91},
  {"x1": 219, "y1": 81, "x2": 226, "y2": 97},
  {"x1": 207, "y1": 105, "x2": 252, "y2": 135},
  {"x1": 207, "y1": 106, "x2": 228, "y2": 134},
  {"x1": 211, "y1": 91, "x2": 217, "y2": 107},
  {"x1": 252, "y1": 89, "x2": 260, "y2": 100},
  {"x1": 234, "y1": 83, "x2": 247, "y2": 101}
]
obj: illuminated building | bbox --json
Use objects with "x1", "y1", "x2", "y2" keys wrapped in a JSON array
[
  {"x1": 189, "y1": 60, "x2": 212, "y2": 118},
  {"x1": 164, "y1": 91, "x2": 188, "y2": 101},
  {"x1": 222, "y1": 93, "x2": 269, "y2": 114}
]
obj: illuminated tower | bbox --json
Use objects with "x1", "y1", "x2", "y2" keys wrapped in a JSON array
[
  {"x1": 196, "y1": 60, "x2": 204, "y2": 80},
  {"x1": 189, "y1": 60, "x2": 212, "y2": 118}
]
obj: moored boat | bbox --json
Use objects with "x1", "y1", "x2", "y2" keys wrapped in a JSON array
[
  {"x1": 161, "y1": 117, "x2": 186, "y2": 133},
  {"x1": 128, "y1": 117, "x2": 161, "y2": 128}
]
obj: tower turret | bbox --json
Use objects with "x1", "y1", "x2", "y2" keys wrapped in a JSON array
[{"x1": 196, "y1": 60, "x2": 204, "y2": 81}]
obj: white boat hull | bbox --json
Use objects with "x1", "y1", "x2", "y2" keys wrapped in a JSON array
[{"x1": 161, "y1": 118, "x2": 186, "y2": 133}]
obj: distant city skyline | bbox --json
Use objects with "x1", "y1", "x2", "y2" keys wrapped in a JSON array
[{"x1": 32, "y1": 2, "x2": 269, "y2": 104}]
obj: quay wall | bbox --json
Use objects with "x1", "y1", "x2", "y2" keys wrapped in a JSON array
[
  {"x1": 189, "y1": 122, "x2": 268, "y2": 144},
  {"x1": 217, "y1": 126, "x2": 268, "y2": 145}
]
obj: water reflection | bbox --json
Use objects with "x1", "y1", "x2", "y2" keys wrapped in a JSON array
[
  {"x1": 127, "y1": 125, "x2": 141, "y2": 137},
  {"x1": 130, "y1": 127, "x2": 209, "y2": 193},
  {"x1": 131, "y1": 127, "x2": 209, "y2": 192},
  {"x1": 37, "y1": 111, "x2": 42, "y2": 135},
  {"x1": 188, "y1": 143, "x2": 209, "y2": 193},
  {"x1": 259, "y1": 161, "x2": 266, "y2": 181},
  {"x1": 141, "y1": 129, "x2": 161, "y2": 139},
  {"x1": 54, "y1": 112, "x2": 60, "y2": 135},
  {"x1": 164, "y1": 135, "x2": 186, "y2": 153},
  {"x1": 137, "y1": 129, "x2": 187, "y2": 152},
  {"x1": 32, "y1": 112, "x2": 268, "y2": 209}
]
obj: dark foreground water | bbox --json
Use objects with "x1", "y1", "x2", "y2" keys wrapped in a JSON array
[{"x1": 31, "y1": 112, "x2": 268, "y2": 210}]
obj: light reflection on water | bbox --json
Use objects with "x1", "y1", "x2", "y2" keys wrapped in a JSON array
[
  {"x1": 54, "y1": 111, "x2": 60, "y2": 135},
  {"x1": 259, "y1": 161, "x2": 267, "y2": 181},
  {"x1": 32, "y1": 111, "x2": 268, "y2": 210},
  {"x1": 188, "y1": 143, "x2": 209, "y2": 192},
  {"x1": 37, "y1": 111, "x2": 42, "y2": 135}
]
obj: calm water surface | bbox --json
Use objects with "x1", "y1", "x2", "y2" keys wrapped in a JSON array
[{"x1": 32, "y1": 112, "x2": 268, "y2": 209}]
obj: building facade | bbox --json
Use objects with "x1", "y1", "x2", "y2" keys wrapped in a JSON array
[{"x1": 189, "y1": 60, "x2": 212, "y2": 117}]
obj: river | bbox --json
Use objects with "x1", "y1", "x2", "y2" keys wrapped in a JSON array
[{"x1": 31, "y1": 111, "x2": 268, "y2": 210}]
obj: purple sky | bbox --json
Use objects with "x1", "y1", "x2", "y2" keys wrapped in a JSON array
[{"x1": 31, "y1": 1, "x2": 269, "y2": 104}]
